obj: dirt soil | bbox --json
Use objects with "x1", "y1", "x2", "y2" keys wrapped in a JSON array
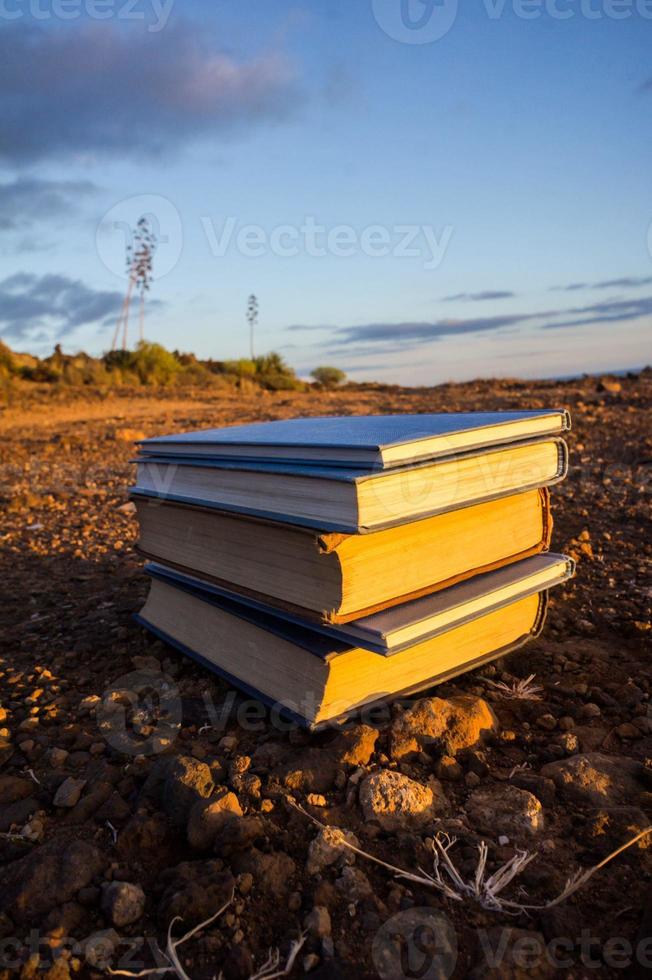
[{"x1": 0, "y1": 372, "x2": 650, "y2": 979}]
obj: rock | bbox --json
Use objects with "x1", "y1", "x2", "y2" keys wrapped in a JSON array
[
  {"x1": 541, "y1": 753, "x2": 644, "y2": 807},
  {"x1": 187, "y1": 791, "x2": 243, "y2": 850},
  {"x1": 335, "y1": 866, "x2": 373, "y2": 902},
  {"x1": 279, "y1": 748, "x2": 338, "y2": 794},
  {"x1": 466, "y1": 784, "x2": 544, "y2": 838},
  {"x1": 102, "y1": 881, "x2": 146, "y2": 927},
  {"x1": 49, "y1": 748, "x2": 69, "y2": 769},
  {"x1": 391, "y1": 696, "x2": 498, "y2": 760},
  {"x1": 306, "y1": 826, "x2": 359, "y2": 876},
  {"x1": 359, "y1": 770, "x2": 445, "y2": 832},
  {"x1": 332, "y1": 725, "x2": 378, "y2": 767},
  {"x1": 214, "y1": 816, "x2": 264, "y2": 855},
  {"x1": 163, "y1": 756, "x2": 215, "y2": 828},
  {"x1": 158, "y1": 862, "x2": 235, "y2": 926},
  {"x1": 231, "y1": 849, "x2": 296, "y2": 899},
  {"x1": 580, "y1": 702, "x2": 601, "y2": 719},
  {"x1": 435, "y1": 756, "x2": 463, "y2": 781},
  {"x1": 510, "y1": 772, "x2": 556, "y2": 809},
  {"x1": 304, "y1": 906, "x2": 331, "y2": 939},
  {"x1": 0, "y1": 775, "x2": 33, "y2": 804},
  {"x1": 0, "y1": 840, "x2": 105, "y2": 925},
  {"x1": 53, "y1": 777, "x2": 86, "y2": 808}
]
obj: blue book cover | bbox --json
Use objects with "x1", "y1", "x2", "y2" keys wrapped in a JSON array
[{"x1": 138, "y1": 411, "x2": 571, "y2": 470}]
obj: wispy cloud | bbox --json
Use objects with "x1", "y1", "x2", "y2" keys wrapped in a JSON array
[
  {"x1": 442, "y1": 290, "x2": 516, "y2": 301},
  {"x1": 551, "y1": 275, "x2": 652, "y2": 292},
  {"x1": 0, "y1": 178, "x2": 98, "y2": 230},
  {"x1": 0, "y1": 22, "x2": 300, "y2": 163},
  {"x1": 0, "y1": 273, "x2": 123, "y2": 343},
  {"x1": 289, "y1": 293, "x2": 652, "y2": 355}
]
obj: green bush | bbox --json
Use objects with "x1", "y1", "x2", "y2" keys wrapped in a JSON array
[{"x1": 311, "y1": 365, "x2": 347, "y2": 387}]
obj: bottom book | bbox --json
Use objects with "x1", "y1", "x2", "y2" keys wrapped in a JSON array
[{"x1": 136, "y1": 556, "x2": 573, "y2": 729}]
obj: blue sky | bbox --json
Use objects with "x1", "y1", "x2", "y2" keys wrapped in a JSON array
[{"x1": 1, "y1": 0, "x2": 651, "y2": 383}]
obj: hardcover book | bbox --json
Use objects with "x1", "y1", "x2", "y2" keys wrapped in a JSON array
[
  {"x1": 134, "y1": 488, "x2": 554, "y2": 623},
  {"x1": 136, "y1": 557, "x2": 571, "y2": 728},
  {"x1": 138, "y1": 410, "x2": 571, "y2": 470},
  {"x1": 133, "y1": 437, "x2": 568, "y2": 533}
]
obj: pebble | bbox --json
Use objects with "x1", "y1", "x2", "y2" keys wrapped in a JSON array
[
  {"x1": 101, "y1": 881, "x2": 146, "y2": 927},
  {"x1": 53, "y1": 777, "x2": 86, "y2": 808}
]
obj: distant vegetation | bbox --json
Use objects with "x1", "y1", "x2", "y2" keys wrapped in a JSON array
[
  {"x1": 0, "y1": 340, "x2": 348, "y2": 397},
  {"x1": 311, "y1": 365, "x2": 347, "y2": 388}
]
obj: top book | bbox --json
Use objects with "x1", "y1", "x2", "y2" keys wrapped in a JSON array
[{"x1": 138, "y1": 410, "x2": 571, "y2": 470}]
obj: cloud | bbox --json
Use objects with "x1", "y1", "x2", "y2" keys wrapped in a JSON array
[
  {"x1": 291, "y1": 293, "x2": 652, "y2": 355},
  {"x1": 0, "y1": 22, "x2": 299, "y2": 163},
  {"x1": 442, "y1": 290, "x2": 516, "y2": 301},
  {"x1": 0, "y1": 178, "x2": 98, "y2": 230},
  {"x1": 552, "y1": 275, "x2": 652, "y2": 292},
  {"x1": 638, "y1": 76, "x2": 652, "y2": 93},
  {"x1": 0, "y1": 273, "x2": 124, "y2": 343}
]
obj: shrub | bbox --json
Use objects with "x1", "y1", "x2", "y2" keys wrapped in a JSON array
[
  {"x1": 311, "y1": 365, "x2": 347, "y2": 388},
  {"x1": 130, "y1": 342, "x2": 181, "y2": 386}
]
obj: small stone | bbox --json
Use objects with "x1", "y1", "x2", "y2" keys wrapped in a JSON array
[
  {"x1": 306, "y1": 826, "x2": 359, "y2": 876},
  {"x1": 465, "y1": 772, "x2": 481, "y2": 788},
  {"x1": 557, "y1": 732, "x2": 579, "y2": 755},
  {"x1": 49, "y1": 748, "x2": 69, "y2": 768},
  {"x1": 303, "y1": 953, "x2": 320, "y2": 972},
  {"x1": 466, "y1": 784, "x2": 544, "y2": 838},
  {"x1": 53, "y1": 777, "x2": 86, "y2": 808},
  {"x1": 559, "y1": 716, "x2": 574, "y2": 731},
  {"x1": 163, "y1": 756, "x2": 215, "y2": 828},
  {"x1": 391, "y1": 695, "x2": 498, "y2": 760},
  {"x1": 306, "y1": 794, "x2": 327, "y2": 807},
  {"x1": 616, "y1": 723, "x2": 642, "y2": 740},
  {"x1": 435, "y1": 756, "x2": 463, "y2": 781},
  {"x1": 237, "y1": 873, "x2": 254, "y2": 896},
  {"x1": 541, "y1": 753, "x2": 643, "y2": 806},
  {"x1": 537, "y1": 714, "x2": 557, "y2": 731},
  {"x1": 359, "y1": 770, "x2": 446, "y2": 832},
  {"x1": 102, "y1": 881, "x2": 146, "y2": 927},
  {"x1": 78, "y1": 695, "x2": 101, "y2": 716},
  {"x1": 187, "y1": 792, "x2": 243, "y2": 851},
  {"x1": 580, "y1": 703, "x2": 601, "y2": 719},
  {"x1": 304, "y1": 906, "x2": 331, "y2": 940},
  {"x1": 332, "y1": 725, "x2": 379, "y2": 767}
]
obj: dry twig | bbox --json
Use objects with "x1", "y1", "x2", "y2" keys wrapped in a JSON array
[{"x1": 290, "y1": 799, "x2": 652, "y2": 913}]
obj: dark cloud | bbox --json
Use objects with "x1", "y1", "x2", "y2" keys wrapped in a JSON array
[
  {"x1": 334, "y1": 314, "x2": 533, "y2": 345},
  {"x1": 291, "y1": 293, "x2": 652, "y2": 355},
  {"x1": 0, "y1": 178, "x2": 98, "y2": 230},
  {"x1": 541, "y1": 295, "x2": 652, "y2": 330},
  {"x1": 442, "y1": 290, "x2": 516, "y2": 301},
  {"x1": 552, "y1": 275, "x2": 652, "y2": 292},
  {"x1": 0, "y1": 22, "x2": 299, "y2": 163},
  {"x1": 0, "y1": 273, "x2": 123, "y2": 343}
]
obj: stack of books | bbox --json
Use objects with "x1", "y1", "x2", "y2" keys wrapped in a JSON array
[{"x1": 131, "y1": 412, "x2": 574, "y2": 729}]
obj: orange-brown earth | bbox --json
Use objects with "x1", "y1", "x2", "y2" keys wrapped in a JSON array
[{"x1": 0, "y1": 372, "x2": 650, "y2": 979}]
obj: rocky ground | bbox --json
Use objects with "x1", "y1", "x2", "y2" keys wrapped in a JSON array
[{"x1": 0, "y1": 371, "x2": 650, "y2": 979}]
